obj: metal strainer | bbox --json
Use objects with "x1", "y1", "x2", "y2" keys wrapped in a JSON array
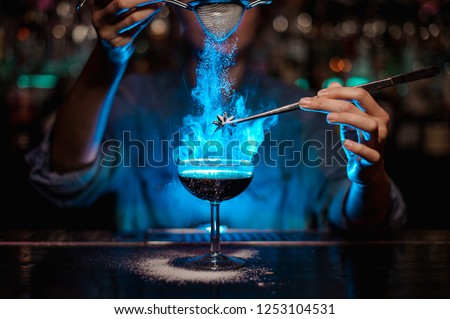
[
  {"x1": 159, "y1": 0, "x2": 272, "y2": 41},
  {"x1": 77, "y1": 0, "x2": 270, "y2": 41}
]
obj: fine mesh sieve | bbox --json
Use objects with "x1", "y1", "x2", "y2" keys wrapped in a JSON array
[
  {"x1": 194, "y1": 3, "x2": 244, "y2": 41},
  {"x1": 162, "y1": 0, "x2": 272, "y2": 41}
]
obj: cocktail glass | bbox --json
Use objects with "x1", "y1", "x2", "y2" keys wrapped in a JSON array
[{"x1": 174, "y1": 158, "x2": 254, "y2": 270}]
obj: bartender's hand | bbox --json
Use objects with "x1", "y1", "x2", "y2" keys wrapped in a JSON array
[
  {"x1": 299, "y1": 83, "x2": 393, "y2": 226},
  {"x1": 91, "y1": 0, "x2": 165, "y2": 63},
  {"x1": 49, "y1": 1, "x2": 164, "y2": 173},
  {"x1": 299, "y1": 83, "x2": 390, "y2": 187}
]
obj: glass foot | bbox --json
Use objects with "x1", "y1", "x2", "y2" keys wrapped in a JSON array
[{"x1": 171, "y1": 252, "x2": 245, "y2": 271}]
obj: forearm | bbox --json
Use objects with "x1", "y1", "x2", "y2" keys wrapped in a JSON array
[{"x1": 50, "y1": 41, "x2": 128, "y2": 173}]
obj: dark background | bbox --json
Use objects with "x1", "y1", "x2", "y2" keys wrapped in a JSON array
[{"x1": 1, "y1": 0, "x2": 449, "y2": 230}]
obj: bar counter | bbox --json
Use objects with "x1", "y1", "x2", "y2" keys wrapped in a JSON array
[{"x1": 1, "y1": 229, "x2": 449, "y2": 298}]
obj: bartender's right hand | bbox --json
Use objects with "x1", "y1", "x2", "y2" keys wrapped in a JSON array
[{"x1": 91, "y1": 0, "x2": 165, "y2": 63}]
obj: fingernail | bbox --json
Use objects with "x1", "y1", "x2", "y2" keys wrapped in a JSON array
[
  {"x1": 327, "y1": 113, "x2": 337, "y2": 121},
  {"x1": 299, "y1": 97, "x2": 311, "y2": 106},
  {"x1": 317, "y1": 89, "x2": 329, "y2": 96},
  {"x1": 344, "y1": 139, "x2": 353, "y2": 148}
]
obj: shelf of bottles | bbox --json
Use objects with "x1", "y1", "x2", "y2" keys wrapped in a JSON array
[{"x1": 1, "y1": 0, "x2": 449, "y2": 158}]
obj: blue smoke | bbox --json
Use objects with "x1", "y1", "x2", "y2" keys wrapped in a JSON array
[{"x1": 176, "y1": 37, "x2": 278, "y2": 163}]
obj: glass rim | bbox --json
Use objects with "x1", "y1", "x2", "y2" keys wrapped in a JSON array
[{"x1": 177, "y1": 158, "x2": 254, "y2": 166}]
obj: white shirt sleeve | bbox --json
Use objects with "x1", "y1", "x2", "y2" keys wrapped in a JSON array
[
  {"x1": 327, "y1": 178, "x2": 408, "y2": 234},
  {"x1": 25, "y1": 132, "x2": 110, "y2": 207}
]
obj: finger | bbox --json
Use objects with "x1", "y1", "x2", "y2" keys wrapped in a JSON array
[
  {"x1": 93, "y1": 0, "x2": 162, "y2": 9},
  {"x1": 317, "y1": 86, "x2": 388, "y2": 118},
  {"x1": 95, "y1": 7, "x2": 160, "y2": 46},
  {"x1": 343, "y1": 139, "x2": 381, "y2": 164},
  {"x1": 327, "y1": 81, "x2": 343, "y2": 88},
  {"x1": 96, "y1": 0, "x2": 162, "y2": 19},
  {"x1": 327, "y1": 112, "x2": 379, "y2": 141},
  {"x1": 115, "y1": 7, "x2": 159, "y2": 34},
  {"x1": 299, "y1": 96, "x2": 366, "y2": 116},
  {"x1": 100, "y1": 17, "x2": 149, "y2": 48}
]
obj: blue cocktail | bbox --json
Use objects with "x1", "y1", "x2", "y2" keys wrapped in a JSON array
[{"x1": 176, "y1": 158, "x2": 254, "y2": 270}]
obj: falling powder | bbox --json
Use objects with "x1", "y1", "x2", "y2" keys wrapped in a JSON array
[{"x1": 127, "y1": 248, "x2": 271, "y2": 284}]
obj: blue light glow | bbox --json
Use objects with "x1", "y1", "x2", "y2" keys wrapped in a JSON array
[
  {"x1": 197, "y1": 224, "x2": 229, "y2": 233},
  {"x1": 179, "y1": 169, "x2": 253, "y2": 179},
  {"x1": 346, "y1": 76, "x2": 371, "y2": 87},
  {"x1": 175, "y1": 37, "x2": 277, "y2": 164}
]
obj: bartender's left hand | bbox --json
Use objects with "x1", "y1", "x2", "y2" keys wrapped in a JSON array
[{"x1": 299, "y1": 83, "x2": 390, "y2": 186}]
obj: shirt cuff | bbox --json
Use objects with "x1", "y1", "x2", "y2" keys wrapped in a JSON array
[{"x1": 328, "y1": 178, "x2": 407, "y2": 234}]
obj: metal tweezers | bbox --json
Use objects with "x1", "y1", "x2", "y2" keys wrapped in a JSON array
[{"x1": 213, "y1": 65, "x2": 439, "y2": 129}]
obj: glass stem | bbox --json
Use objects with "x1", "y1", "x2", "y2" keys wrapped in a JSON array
[{"x1": 210, "y1": 201, "x2": 221, "y2": 255}]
